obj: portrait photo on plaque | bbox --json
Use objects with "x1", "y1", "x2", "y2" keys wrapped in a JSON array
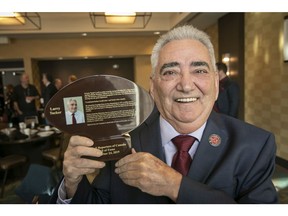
[{"x1": 63, "y1": 96, "x2": 86, "y2": 125}]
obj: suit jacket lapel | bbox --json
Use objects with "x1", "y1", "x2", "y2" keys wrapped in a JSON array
[
  {"x1": 188, "y1": 112, "x2": 228, "y2": 183},
  {"x1": 134, "y1": 109, "x2": 172, "y2": 203},
  {"x1": 138, "y1": 108, "x2": 166, "y2": 162}
]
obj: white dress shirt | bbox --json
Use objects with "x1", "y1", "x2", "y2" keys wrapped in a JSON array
[
  {"x1": 159, "y1": 115, "x2": 206, "y2": 166},
  {"x1": 65, "y1": 110, "x2": 85, "y2": 125}
]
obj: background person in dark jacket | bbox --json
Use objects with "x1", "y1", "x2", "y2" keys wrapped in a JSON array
[
  {"x1": 13, "y1": 73, "x2": 40, "y2": 122},
  {"x1": 41, "y1": 72, "x2": 58, "y2": 124},
  {"x1": 41, "y1": 72, "x2": 58, "y2": 108},
  {"x1": 214, "y1": 62, "x2": 240, "y2": 118}
]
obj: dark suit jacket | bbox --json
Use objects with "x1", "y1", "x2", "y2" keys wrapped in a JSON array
[
  {"x1": 215, "y1": 77, "x2": 240, "y2": 118},
  {"x1": 42, "y1": 82, "x2": 58, "y2": 107},
  {"x1": 50, "y1": 109, "x2": 278, "y2": 204}
]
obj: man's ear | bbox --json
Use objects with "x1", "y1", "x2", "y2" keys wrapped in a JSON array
[
  {"x1": 214, "y1": 71, "x2": 219, "y2": 101},
  {"x1": 149, "y1": 77, "x2": 155, "y2": 100}
]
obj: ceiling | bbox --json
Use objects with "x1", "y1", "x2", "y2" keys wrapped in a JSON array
[{"x1": 0, "y1": 12, "x2": 227, "y2": 39}]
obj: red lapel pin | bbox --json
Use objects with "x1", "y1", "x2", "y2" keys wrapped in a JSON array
[{"x1": 209, "y1": 134, "x2": 221, "y2": 147}]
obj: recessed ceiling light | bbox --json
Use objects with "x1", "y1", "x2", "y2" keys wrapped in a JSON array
[
  {"x1": 82, "y1": 33, "x2": 87, "y2": 36},
  {"x1": 113, "y1": 64, "x2": 119, "y2": 69},
  {"x1": 154, "y1": 31, "x2": 160, "y2": 35}
]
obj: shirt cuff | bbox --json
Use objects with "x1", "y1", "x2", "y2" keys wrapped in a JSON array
[{"x1": 57, "y1": 178, "x2": 73, "y2": 204}]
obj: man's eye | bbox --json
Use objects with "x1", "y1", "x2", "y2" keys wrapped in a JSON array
[
  {"x1": 195, "y1": 69, "x2": 207, "y2": 74},
  {"x1": 162, "y1": 70, "x2": 177, "y2": 76}
]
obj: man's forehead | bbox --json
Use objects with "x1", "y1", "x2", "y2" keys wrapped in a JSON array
[
  {"x1": 69, "y1": 100, "x2": 77, "y2": 104},
  {"x1": 159, "y1": 40, "x2": 210, "y2": 60}
]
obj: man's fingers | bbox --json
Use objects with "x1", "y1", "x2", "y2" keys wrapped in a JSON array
[
  {"x1": 115, "y1": 151, "x2": 141, "y2": 167},
  {"x1": 69, "y1": 135, "x2": 94, "y2": 147},
  {"x1": 65, "y1": 135, "x2": 105, "y2": 160},
  {"x1": 131, "y1": 148, "x2": 137, "y2": 154}
]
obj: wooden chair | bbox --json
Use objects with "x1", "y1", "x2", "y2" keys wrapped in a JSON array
[
  {"x1": 42, "y1": 147, "x2": 61, "y2": 169},
  {"x1": 41, "y1": 133, "x2": 70, "y2": 170},
  {"x1": 0, "y1": 154, "x2": 27, "y2": 198}
]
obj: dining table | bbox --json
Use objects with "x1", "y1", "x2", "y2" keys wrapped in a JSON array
[{"x1": 0, "y1": 125, "x2": 61, "y2": 166}]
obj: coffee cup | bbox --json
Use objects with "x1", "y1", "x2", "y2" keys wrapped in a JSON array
[
  {"x1": 24, "y1": 128, "x2": 30, "y2": 136},
  {"x1": 19, "y1": 122, "x2": 26, "y2": 129}
]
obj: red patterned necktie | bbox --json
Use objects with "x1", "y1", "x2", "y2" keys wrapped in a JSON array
[
  {"x1": 171, "y1": 135, "x2": 196, "y2": 176},
  {"x1": 72, "y1": 113, "x2": 76, "y2": 124}
]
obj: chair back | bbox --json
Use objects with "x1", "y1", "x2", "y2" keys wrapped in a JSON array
[{"x1": 24, "y1": 116, "x2": 39, "y2": 127}]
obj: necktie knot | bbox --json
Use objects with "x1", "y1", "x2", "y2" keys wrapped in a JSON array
[{"x1": 172, "y1": 135, "x2": 195, "y2": 152}]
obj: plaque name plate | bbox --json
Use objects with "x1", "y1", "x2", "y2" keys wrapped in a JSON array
[{"x1": 45, "y1": 75, "x2": 154, "y2": 161}]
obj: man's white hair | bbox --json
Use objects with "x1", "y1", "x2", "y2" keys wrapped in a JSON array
[{"x1": 150, "y1": 25, "x2": 216, "y2": 77}]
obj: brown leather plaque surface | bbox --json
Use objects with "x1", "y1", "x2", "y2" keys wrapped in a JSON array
[{"x1": 45, "y1": 75, "x2": 154, "y2": 161}]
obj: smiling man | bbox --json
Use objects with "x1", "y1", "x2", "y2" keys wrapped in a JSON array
[{"x1": 50, "y1": 25, "x2": 278, "y2": 204}]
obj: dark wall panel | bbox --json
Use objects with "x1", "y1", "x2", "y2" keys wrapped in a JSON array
[{"x1": 38, "y1": 57, "x2": 134, "y2": 87}]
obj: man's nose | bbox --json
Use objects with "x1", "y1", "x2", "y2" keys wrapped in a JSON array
[{"x1": 177, "y1": 72, "x2": 195, "y2": 92}]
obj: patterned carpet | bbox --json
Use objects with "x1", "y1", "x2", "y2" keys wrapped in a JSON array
[{"x1": 1, "y1": 164, "x2": 288, "y2": 204}]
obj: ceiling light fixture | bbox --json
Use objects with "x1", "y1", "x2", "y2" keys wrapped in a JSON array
[
  {"x1": 104, "y1": 12, "x2": 136, "y2": 24},
  {"x1": 0, "y1": 12, "x2": 41, "y2": 31},
  {"x1": 0, "y1": 12, "x2": 25, "y2": 25},
  {"x1": 89, "y1": 12, "x2": 152, "y2": 29}
]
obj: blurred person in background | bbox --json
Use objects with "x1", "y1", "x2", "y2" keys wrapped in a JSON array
[
  {"x1": 4, "y1": 84, "x2": 17, "y2": 124},
  {"x1": 0, "y1": 82, "x2": 4, "y2": 122},
  {"x1": 12, "y1": 73, "x2": 40, "y2": 122},
  {"x1": 68, "y1": 75, "x2": 77, "y2": 84},
  {"x1": 41, "y1": 73, "x2": 58, "y2": 125},
  {"x1": 213, "y1": 62, "x2": 240, "y2": 118},
  {"x1": 41, "y1": 73, "x2": 58, "y2": 108},
  {"x1": 54, "y1": 78, "x2": 63, "y2": 90}
]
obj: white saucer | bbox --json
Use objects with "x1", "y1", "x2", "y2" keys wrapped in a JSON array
[
  {"x1": 1, "y1": 127, "x2": 16, "y2": 136},
  {"x1": 38, "y1": 127, "x2": 52, "y2": 132},
  {"x1": 37, "y1": 131, "x2": 54, "y2": 137}
]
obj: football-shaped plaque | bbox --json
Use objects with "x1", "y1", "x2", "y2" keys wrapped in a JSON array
[{"x1": 45, "y1": 75, "x2": 154, "y2": 161}]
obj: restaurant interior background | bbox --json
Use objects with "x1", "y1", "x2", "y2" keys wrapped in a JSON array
[{"x1": 0, "y1": 11, "x2": 288, "y2": 165}]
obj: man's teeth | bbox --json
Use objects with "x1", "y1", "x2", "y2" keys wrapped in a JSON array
[{"x1": 176, "y1": 98, "x2": 197, "y2": 103}]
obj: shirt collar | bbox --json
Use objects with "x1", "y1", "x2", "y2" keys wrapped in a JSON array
[
  {"x1": 160, "y1": 115, "x2": 206, "y2": 145},
  {"x1": 67, "y1": 111, "x2": 75, "y2": 115},
  {"x1": 45, "y1": 81, "x2": 51, "y2": 87}
]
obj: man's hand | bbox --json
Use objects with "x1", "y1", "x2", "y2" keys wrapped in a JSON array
[
  {"x1": 62, "y1": 135, "x2": 106, "y2": 198},
  {"x1": 115, "y1": 149, "x2": 182, "y2": 202}
]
